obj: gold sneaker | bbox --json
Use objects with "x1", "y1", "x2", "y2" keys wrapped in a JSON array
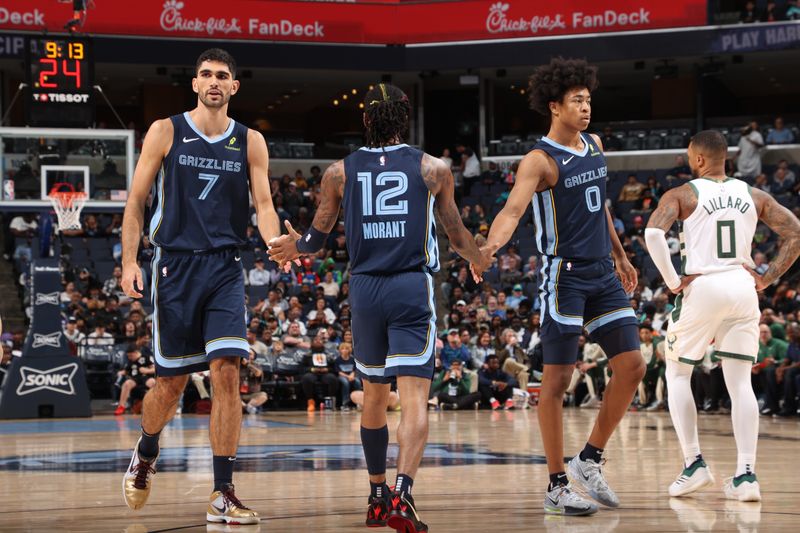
[
  {"x1": 122, "y1": 437, "x2": 159, "y2": 510},
  {"x1": 207, "y1": 483, "x2": 260, "y2": 525}
]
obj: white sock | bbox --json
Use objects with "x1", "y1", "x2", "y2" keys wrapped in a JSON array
[
  {"x1": 666, "y1": 360, "x2": 702, "y2": 468},
  {"x1": 721, "y1": 358, "x2": 759, "y2": 477}
]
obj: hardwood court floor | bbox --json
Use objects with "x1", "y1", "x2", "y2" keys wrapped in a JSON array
[{"x1": 0, "y1": 408, "x2": 797, "y2": 532}]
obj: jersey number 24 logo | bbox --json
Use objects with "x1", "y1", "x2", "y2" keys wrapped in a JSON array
[{"x1": 356, "y1": 171, "x2": 408, "y2": 216}]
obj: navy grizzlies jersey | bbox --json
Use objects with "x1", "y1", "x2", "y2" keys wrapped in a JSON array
[
  {"x1": 531, "y1": 133, "x2": 610, "y2": 259},
  {"x1": 343, "y1": 144, "x2": 439, "y2": 275},
  {"x1": 149, "y1": 112, "x2": 250, "y2": 251}
]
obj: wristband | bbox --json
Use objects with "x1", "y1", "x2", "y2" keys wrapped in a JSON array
[{"x1": 296, "y1": 226, "x2": 329, "y2": 254}]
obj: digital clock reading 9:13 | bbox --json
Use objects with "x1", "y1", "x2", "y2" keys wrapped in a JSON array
[{"x1": 31, "y1": 39, "x2": 89, "y2": 90}]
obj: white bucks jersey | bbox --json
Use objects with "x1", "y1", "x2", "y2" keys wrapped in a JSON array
[{"x1": 680, "y1": 178, "x2": 757, "y2": 275}]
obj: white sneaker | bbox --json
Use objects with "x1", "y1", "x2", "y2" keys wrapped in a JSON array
[
  {"x1": 669, "y1": 458, "x2": 715, "y2": 497},
  {"x1": 567, "y1": 455, "x2": 619, "y2": 507},
  {"x1": 122, "y1": 437, "x2": 159, "y2": 510},
  {"x1": 543, "y1": 483, "x2": 598, "y2": 516},
  {"x1": 245, "y1": 404, "x2": 257, "y2": 415},
  {"x1": 723, "y1": 473, "x2": 761, "y2": 502},
  {"x1": 580, "y1": 396, "x2": 600, "y2": 409}
]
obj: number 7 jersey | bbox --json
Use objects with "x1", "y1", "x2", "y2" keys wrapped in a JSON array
[
  {"x1": 680, "y1": 178, "x2": 757, "y2": 275},
  {"x1": 531, "y1": 134, "x2": 610, "y2": 259},
  {"x1": 149, "y1": 112, "x2": 250, "y2": 251},
  {"x1": 343, "y1": 144, "x2": 439, "y2": 275}
]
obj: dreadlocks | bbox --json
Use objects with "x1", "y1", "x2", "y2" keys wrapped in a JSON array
[{"x1": 363, "y1": 83, "x2": 410, "y2": 148}]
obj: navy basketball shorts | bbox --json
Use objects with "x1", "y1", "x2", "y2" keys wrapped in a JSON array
[
  {"x1": 539, "y1": 256, "x2": 639, "y2": 365},
  {"x1": 350, "y1": 271, "x2": 436, "y2": 383},
  {"x1": 151, "y1": 247, "x2": 248, "y2": 377}
]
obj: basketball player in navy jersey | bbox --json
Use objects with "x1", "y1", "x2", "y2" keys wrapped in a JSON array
[
  {"x1": 481, "y1": 58, "x2": 646, "y2": 516},
  {"x1": 269, "y1": 83, "x2": 491, "y2": 533},
  {"x1": 120, "y1": 48, "x2": 279, "y2": 524}
]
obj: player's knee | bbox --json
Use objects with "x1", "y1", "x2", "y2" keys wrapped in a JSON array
[{"x1": 154, "y1": 376, "x2": 187, "y2": 401}]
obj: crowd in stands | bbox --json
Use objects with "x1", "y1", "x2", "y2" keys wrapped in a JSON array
[
  {"x1": 739, "y1": 0, "x2": 800, "y2": 22},
  {"x1": 2, "y1": 123, "x2": 799, "y2": 419}
]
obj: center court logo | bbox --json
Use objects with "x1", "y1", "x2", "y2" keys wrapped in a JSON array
[
  {"x1": 16, "y1": 363, "x2": 78, "y2": 396},
  {"x1": 34, "y1": 292, "x2": 60, "y2": 306},
  {"x1": 160, "y1": 0, "x2": 242, "y2": 36},
  {"x1": 32, "y1": 331, "x2": 62, "y2": 349},
  {"x1": 486, "y1": 2, "x2": 566, "y2": 35}
]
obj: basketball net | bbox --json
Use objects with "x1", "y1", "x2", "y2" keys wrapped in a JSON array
[{"x1": 48, "y1": 183, "x2": 87, "y2": 232}]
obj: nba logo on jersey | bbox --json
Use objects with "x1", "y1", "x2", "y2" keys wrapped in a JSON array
[
  {"x1": 162, "y1": 266, "x2": 168, "y2": 277},
  {"x1": 379, "y1": 155, "x2": 386, "y2": 166}
]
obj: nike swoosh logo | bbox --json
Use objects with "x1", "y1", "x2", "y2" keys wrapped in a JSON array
[
  {"x1": 235, "y1": 256, "x2": 241, "y2": 262},
  {"x1": 562, "y1": 155, "x2": 575, "y2": 165},
  {"x1": 183, "y1": 137, "x2": 199, "y2": 143},
  {"x1": 211, "y1": 503, "x2": 226, "y2": 513}
]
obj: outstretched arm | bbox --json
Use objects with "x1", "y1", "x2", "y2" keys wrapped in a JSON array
[
  {"x1": 268, "y1": 160, "x2": 344, "y2": 266},
  {"x1": 423, "y1": 154, "x2": 488, "y2": 274},
  {"x1": 248, "y1": 129, "x2": 280, "y2": 244},
  {"x1": 749, "y1": 188, "x2": 800, "y2": 289},
  {"x1": 485, "y1": 151, "x2": 545, "y2": 255}
]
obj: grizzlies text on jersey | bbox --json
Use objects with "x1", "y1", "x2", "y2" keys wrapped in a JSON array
[
  {"x1": 150, "y1": 112, "x2": 250, "y2": 251},
  {"x1": 531, "y1": 133, "x2": 638, "y2": 364},
  {"x1": 532, "y1": 133, "x2": 610, "y2": 260}
]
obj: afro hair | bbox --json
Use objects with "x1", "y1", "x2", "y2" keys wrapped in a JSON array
[{"x1": 528, "y1": 57, "x2": 598, "y2": 116}]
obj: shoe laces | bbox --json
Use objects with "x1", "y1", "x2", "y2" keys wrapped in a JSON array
[
  {"x1": 132, "y1": 458, "x2": 155, "y2": 490},
  {"x1": 221, "y1": 485, "x2": 251, "y2": 510}
]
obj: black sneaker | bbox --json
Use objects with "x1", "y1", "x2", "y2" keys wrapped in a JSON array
[
  {"x1": 366, "y1": 495, "x2": 389, "y2": 528},
  {"x1": 387, "y1": 493, "x2": 427, "y2": 533}
]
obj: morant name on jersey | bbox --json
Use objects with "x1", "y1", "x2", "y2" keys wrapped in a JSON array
[{"x1": 363, "y1": 220, "x2": 407, "y2": 240}]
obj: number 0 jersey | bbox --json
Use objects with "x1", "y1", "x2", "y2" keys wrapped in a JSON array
[
  {"x1": 149, "y1": 112, "x2": 250, "y2": 251},
  {"x1": 531, "y1": 134, "x2": 610, "y2": 260},
  {"x1": 343, "y1": 144, "x2": 440, "y2": 276},
  {"x1": 680, "y1": 178, "x2": 757, "y2": 275}
]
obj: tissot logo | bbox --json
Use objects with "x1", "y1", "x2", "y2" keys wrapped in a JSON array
[
  {"x1": 32, "y1": 331, "x2": 62, "y2": 349},
  {"x1": 35, "y1": 292, "x2": 60, "y2": 306},
  {"x1": 16, "y1": 363, "x2": 78, "y2": 396}
]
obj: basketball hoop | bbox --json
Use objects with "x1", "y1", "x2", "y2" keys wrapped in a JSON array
[{"x1": 48, "y1": 183, "x2": 87, "y2": 232}]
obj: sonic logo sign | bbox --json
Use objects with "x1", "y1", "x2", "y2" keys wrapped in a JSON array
[
  {"x1": 32, "y1": 332, "x2": 62, "y2": 349},
  {"x1": 35, "y1": 292, "x2": 60, "y2": 306},
  {"x1": 16, "y1": 363, "x2": 79, "y2": 396}
]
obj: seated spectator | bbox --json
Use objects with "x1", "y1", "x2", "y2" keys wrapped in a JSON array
[
  {"x1": 506, "y1": 284, "x2": 527, "y2": 310},
  {"x1": 773, "y1": 324, "x2": 800, "y2": 417},
  {"x1": 301, "y1": 340, "x2": 339, "y2": 411},
  {"x1": 319, "y1": 271, "x2": 340, "y2": 298},
  {"x1": 87, "y1": 321, "x2": 114, "y2": 346},
  {"x1": 116, "y1": 320, "x2": 138, "y2": 344},
  {"x1": 480, "y1": 161, "x2": 502, "y2": 185},
  {"x1": 638, "y1": 326, "x2": 666, "y2": 410},
  {"x1": 63, "y1": 317, "x2": 86, "y2": 356},
  {"x1": 665, "y1": 156, "x2": 692, "y2": 187},
  {"x1": 115, "y1": 345, "x2": 155, "y2": 415},
  {"x1": 470, "y1": 330, "x2": 496, "y2": 370},
  {"x1": 351, "y1": 387, "x2": 400, "y2": 411},
  {"x1": 632, "y1": 188, "x2": 658, "y2": 216},
  {"x1": 774, "y1": 160, "x2": 797, "y2": 184},
  {"x1": 772, "y1": 167, "x2": 795, "y2": 203},
  {"x1": 618, "y1": 174, "x2": 645, "y2": 202},
  {"x1": 740, "y1": 0, "x2": 759, "y2": 22},
  {"x1": 307, "y1": 297, "x2": 336, "y2": 327},
  {"x1": 431, "y1": 360, "x2": 481, "y2": 410},
  {"x1": 787, "y1": 0, "x2": 800, "y2": 20},
  {"x1": 240, "y1": 349, "x2": 268, "y2": 414},
  {"x1": 248, "y1": 258, "x2": 271, "y2": 286},
  {"x1": 247, "y1": 327, "x2": 269, "y2": 359},
  {"x1": 441, "y1": 328, "x2": 471, "y2": 369},
  {"x1": 499, "y1": 245, "x2": 522, "y2": 284},
  {"x1": 766, "y1": 117, "x2": 795, "y2": 144},
  {"x1": 334, "y1": 342, "x2": 361, "y2": 410},
  {"x1": 102, "y1": 265, "x2": 127, "y2": 302},
  {"x1": 522, "y1": 313, "x2": 542, "y2": 352},
  {"x1": 282, "y1": 321, "x2": 311, "y2": 349},
  {"x1": 753, "y1": 173, "x2": 771, "y2": 193},
  {"x1": 105, "y1": 213, "x2": 123, "y2": 237},
  {"x1": 478, "y1": 354, "x2": 515, "y2": 410},
  {"x1": 645, "y1": 176, "x2": 665, "y2": 201},
  {"x1": 82, "y1": 215, "x2": 106, "y2": 237},
  {"x1": 61, "y1": 281, "x2": 77, "y2": 305},
  {"x1": 497, "y1": 328, "x2": 530, "y2": 391},
  {"x1": 572, "y1": 337, "x2": 609, "y2": 408},
  {"x1": 486, "y1": 296, "x2": 507, "y2": 321},
  {"x1": 522, "y1": 257, "x2": 539, "y2": 282},
  {"x1": 600, "y1": 126, "x2": 622, "y2": 151},
  {"x1": 757, "y1": 323, "x2": 789, "y2": 415}
]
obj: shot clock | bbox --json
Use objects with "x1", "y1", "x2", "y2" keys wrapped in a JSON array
[{"x1": 26, "y1": 37, "x2": 94, "y2": 127}]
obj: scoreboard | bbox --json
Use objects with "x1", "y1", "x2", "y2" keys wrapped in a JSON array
[{"x1": 26, "y1": 37, "x2": 94, "y2": 127}]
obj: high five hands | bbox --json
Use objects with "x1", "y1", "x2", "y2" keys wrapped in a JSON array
[
  {"x1": 470, "y1": 234, "x2": 496, "y2": 284},
  {"x1": 267, "y1": 220, "x2": 303, "y2": 272}
]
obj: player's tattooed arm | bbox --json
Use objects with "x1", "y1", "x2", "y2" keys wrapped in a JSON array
[
  {"x1": 268, "y1": 160, "x2": 344, "y2": 267},
  {"x1": 646, "y1": 185, "x2": 700, "y2": 293},
  {"x1": 750, "y1": 188, "x2": 800, "y2": 289},
  {"x1": 423, "y1": 154, "x2": 490, "y2": 276}
]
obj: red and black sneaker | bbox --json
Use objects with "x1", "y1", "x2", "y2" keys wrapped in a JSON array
[
  {"x1": 366, "y1": 495, "x2": 389, "y2": 527},
  {"x1": 387, "y1": 493, "x2": 428, "y2": 533}
]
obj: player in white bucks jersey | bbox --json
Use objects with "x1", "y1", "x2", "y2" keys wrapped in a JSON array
[{"x1": 645, "y1": 130, "x2": 800, "y2": 502}]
